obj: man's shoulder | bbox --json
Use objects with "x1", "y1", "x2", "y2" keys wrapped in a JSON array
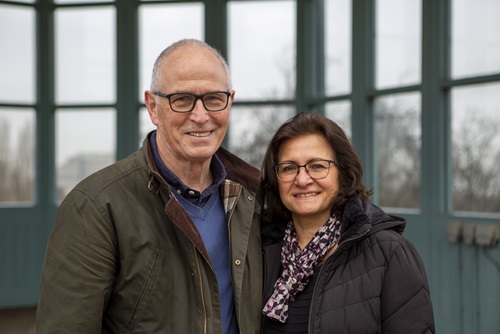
[{"x1": 70, "y1": 148, "x2": 148, "y2": 199}]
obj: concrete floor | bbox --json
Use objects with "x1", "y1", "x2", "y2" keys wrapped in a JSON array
[{"x1": 0, "y1": 307, "x2": 36, "y2": 334}]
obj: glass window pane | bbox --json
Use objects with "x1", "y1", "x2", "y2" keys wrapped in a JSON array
[
  {"x1": 0, "y1": 108, "x2": 36, "y2": 204},
  {"x1": 451, "y1": 83, "x2": 500, "y2": 214},
  {"x1": 55, "y1": 0, "x2": 108, "y2": 3},
  {"x1": 56, "y1": 109, "x2": 116, "y2": 201},
  {"x1": 451, "y1": 0, "x2": 500, "y2": 78},
  {"x1": 375, "y1": 92, "x2": 421, "y2": 209},
  {"x1": 228, "y1": 106, "x2": 295, "y2": 168},
  {"x1": 375, "y1": 0, "x2": 421, "y2": 89},
  {"x1": 55, "y1": 7, "x2": 115, "y2": 104},
  {"x1": 228, "y1": 1, "x2": 296, "y2": 100},
  {"x1": 325, "y1": 0, "x2": 352, "y2": 96},
  {"x1": 325, "y1": 101, "x2": 352, "y2": 138},
  {"x1": 139, "y1": 3, "x2": 203, "y2": 99},
  {"x1": 0, "y1": 5, "x2": 35, "y2": 103}
]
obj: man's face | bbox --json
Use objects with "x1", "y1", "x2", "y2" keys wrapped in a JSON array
[{"x1": 146, "y1": 46, "x2": 234, "y2": 166}]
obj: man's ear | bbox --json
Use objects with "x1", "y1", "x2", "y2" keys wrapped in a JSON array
[
  {"x1": 144, "y1": 90, "x2": 159, "y2": 126},
  {"x1": 227, "y1": 89, "x2": 236, "y2": 109}
]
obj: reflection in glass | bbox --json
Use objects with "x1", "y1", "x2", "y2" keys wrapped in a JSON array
[
  {"x1": 228, "y1": 1, "x2": 296, "y2": 100},
  {"x1": 0, "y1": 5, "x2": 35, "y2": 103},
  {"x1": 228, "y1": 106, "x2": 295, "y2": 168},
  {"x1": 0, "y1": 108, "x2": 36, "y2": 204},
  {"x1": 375, "y1": 92, "x2": 421, "y2": 209},
  {"x1": 452, "y1": 83, "x2": 500, "y2": 213},
  {"x1": 451, "y1": 0, "x2": 500, "y2": 78},
  {"x1": 325, "y1": 101, "x2": 352, "y2": 138},
  {"x1": 325, "y1": 0, "x2": 351, "y2": 95},
  {"x1": 55, "y1": 109, "x2": 116, "y2": 201},
  {"x1": 139, "y1": 3, "x2": 203, "y2": 98},
  {"x1": 375, "y1": 0, "x2": 421, "y2": 89},
  {"x1": 55, "y1": 7, "x2": 115, "y2": 104}
]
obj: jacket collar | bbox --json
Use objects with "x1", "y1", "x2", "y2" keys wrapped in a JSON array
[
  {"x1": 215, "y1": 146, "x2": 260, "y2": 193},
  {"x1": 339, "y1": 196, "x2": 406, "y2": 243},
  {"x1": 261, "y1": 196, "x2": 407, "y2": 246}
]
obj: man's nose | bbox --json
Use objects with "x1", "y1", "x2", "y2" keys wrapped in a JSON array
[{"x1": 189, "y1": 99, "x2": 209, "y2": 122}]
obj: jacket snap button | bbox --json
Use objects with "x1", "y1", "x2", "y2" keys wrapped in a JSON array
[
  {"x1": 234, "y1": 260, "x2": 241, "y2": 266},
  {"x1": 247, "y1": 196, "x2": 253, "y2": 201}
]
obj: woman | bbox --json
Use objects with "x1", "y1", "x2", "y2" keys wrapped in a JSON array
[{"x1": 260, "y1": 112, "x2": 435, "y2": 333}]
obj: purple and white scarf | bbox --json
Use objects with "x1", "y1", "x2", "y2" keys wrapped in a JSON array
[{"x1": 263, "y1": 215, "x2": 342, "y2": 323}]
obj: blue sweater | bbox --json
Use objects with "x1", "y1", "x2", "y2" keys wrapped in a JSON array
[
  {"x1": 150, "y1": 132, "x2": 237, "y2": 334},
  {"x1": 173, "y1": 191, "x2": 238, "y2": 334}
]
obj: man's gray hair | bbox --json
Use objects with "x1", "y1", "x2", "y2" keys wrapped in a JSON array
[{"x1": 150, "y1": 39, "x2": 232, "y2": 92}]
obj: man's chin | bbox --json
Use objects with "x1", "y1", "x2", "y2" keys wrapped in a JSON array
[{"x1": 186, "y1": 146, "x2": 219, "y2": 161}]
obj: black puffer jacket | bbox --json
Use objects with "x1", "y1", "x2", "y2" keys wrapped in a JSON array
[{"x1": 262, "y1": 197, "x2": 435, "y2": 334}]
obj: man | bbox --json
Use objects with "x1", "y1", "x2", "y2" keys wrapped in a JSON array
[{"x1": 37, "y1": 39, "x2": 262, "y2": 334}]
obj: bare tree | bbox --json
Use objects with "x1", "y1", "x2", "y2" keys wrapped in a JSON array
[
  {"x1": 0, "y1": 117, "x2": 12, "y2": 201},
  {"x1": 0, "y1": 116, "x2": 34, "y2": 202},
  {"x1": 229, "y1": 107, "x2": 294, "y2": 168},
  {"x1": 229, "y1": 46, "x2": 296, "y2": 168},
  {"x1": 453, "y1": 112, "x2": 500, "y2": 212},
  {"x1": 376, "y1": 100, "x2": 421, "y2": 208},
  {"x1": 375, "y1": 99, "x2": 500, "y2": 213},
  {"x1": 13, "y1": 122, "x2": 34, "y2": 201}
]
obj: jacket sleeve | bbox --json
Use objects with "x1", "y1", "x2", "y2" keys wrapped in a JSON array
[
  {"x1": 380, "y1": 238, "x2": 435, "y2": 334},
  {"x1": 36, "y1": 189, "x2": 117, "y2": 333}
]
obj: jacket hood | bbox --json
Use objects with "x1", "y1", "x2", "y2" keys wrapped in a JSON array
[{"x1": 339, "y1": 196, "x2": 406, "y2": 243}]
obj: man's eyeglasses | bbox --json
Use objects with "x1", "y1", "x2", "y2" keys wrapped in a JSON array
[
  {"x1": 275, "y1": 159, "x2": 336, "y2": 182},
  {"x1": 153, "y1": 91, "x2": 231, "y2": 113}
]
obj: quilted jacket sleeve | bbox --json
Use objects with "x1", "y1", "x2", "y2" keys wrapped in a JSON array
[{"x1": 380, "y1": 238, "x2": 435, "y2": 334}]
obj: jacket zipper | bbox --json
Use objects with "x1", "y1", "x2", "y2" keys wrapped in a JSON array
[
  {"x1": 307, "y1": 229, "x2": 370, "y2": 333},
  {"x1": 194, "y1": 245, "x2": 208, "y2": 334}
]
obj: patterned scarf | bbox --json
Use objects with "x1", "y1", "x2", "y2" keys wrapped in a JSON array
[{"x1": 263, "y1": 215, "x2": 342, "y2": 323}]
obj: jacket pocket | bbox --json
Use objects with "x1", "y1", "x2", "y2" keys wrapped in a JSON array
[{"x1": 128, "y1": 248, "x2": 162, "y2": 329}]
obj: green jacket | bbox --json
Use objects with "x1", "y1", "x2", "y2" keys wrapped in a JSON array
[{"x1": 37, "y1": 136, "x2": 263, "y2": 334}]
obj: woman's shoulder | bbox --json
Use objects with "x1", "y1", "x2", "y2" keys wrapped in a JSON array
[{"x1": 360, "y1": 227, "x2": 423, "y2": 265}]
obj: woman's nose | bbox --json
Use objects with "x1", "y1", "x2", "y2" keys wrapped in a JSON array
[{"x1": 294, "y1": 167, "x2": 313, "y2": 185}]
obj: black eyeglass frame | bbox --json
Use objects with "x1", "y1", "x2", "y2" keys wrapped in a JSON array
[
  {"x1": 153, "y1": 91, "x2": 231, "y2": 113},
  {"x1": 274, "y1": 159, "x2": 337, "y2": 182}
]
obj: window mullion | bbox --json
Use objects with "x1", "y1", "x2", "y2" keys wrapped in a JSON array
[
  {"x1": 116, "y1": 0, "x2": 140, "y2": 159},
  {"x1": 351, "y1": 0, "x2": 375, "y2": 191}
]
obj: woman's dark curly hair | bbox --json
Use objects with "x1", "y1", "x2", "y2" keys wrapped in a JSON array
[{"x1": 261, "y1": 112, "x2": 372, "y2": 229}]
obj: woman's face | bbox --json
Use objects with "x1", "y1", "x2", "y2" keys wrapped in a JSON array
[{"x1": 277, "y1": 133, "x2": 340, "y2": 226}]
